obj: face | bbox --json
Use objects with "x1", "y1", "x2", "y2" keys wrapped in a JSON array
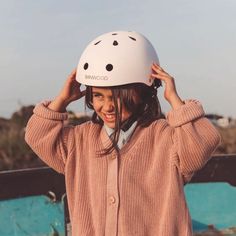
[{"x1": 91, "y1": 87, "x2": 132, "y2": 128}]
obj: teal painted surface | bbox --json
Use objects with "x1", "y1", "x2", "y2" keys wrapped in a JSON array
[
  {"x1": 185, "y1": 182, "x2": 236, "y2": 232},
  {"x1": 0, "y1": 195, "x2": 65, "y2": 236},
  {"x1": 1, "y1": 182, "x2": 235, "y2": 235}
]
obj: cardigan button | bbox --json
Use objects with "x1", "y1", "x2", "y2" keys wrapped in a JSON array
[{"x1": 109, "y1": 196, "x2": 116, "y2": 204}]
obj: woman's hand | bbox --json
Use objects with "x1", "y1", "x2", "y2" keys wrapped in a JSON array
[
  {"x1": 150, "y1": 63, "x2": 184, "y2": 109},
  {"x1": 48, "y1": 69, "x2": 86, "y2": 112}
]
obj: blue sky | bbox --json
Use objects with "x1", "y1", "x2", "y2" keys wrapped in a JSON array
[{"x1": 0, "y1": 0, "x2": 235, "y2": 118}]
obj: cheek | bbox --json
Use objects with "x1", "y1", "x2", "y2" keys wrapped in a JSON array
[{"x1": 92, "y1": 101, "x2": 102, "y2": 112}]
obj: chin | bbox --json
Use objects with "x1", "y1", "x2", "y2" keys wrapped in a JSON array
[{"x1": 105, "y1": 123, "x2": 115, "y2": 129}]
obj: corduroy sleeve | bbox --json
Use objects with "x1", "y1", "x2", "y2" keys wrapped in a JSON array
[
  {"x1": 25, "y1": 101, "x2": 75, "y2": 174},
  {"x1": 166, "y1": 100, "x2": 221, "y2": 180}
]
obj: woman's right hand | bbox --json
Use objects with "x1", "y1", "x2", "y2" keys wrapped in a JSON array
[{"x1": 48, "y1": 69, "x2": 86, "y2": 112}]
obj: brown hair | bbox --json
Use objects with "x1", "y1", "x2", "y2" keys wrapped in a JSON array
[{"x1": 85, "y1": 81, "x2": 162, "y2": 154}]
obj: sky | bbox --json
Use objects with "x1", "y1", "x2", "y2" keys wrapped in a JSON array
[{"x1": 0, "y1": 0, "x2": 235, "y2": 118}]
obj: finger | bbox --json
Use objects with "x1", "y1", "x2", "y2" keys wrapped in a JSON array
[
  {"x1": 151, "y1": 64, "x2": 166, "y2": 72},
  {"x1": 152, "y1": 63, "x2": 170, "y2": 75},
  {"x1": 150, "y1": 73, "x2": 170, "y2": 83},
  {"x1": 150, "y1": 71, "x2": 169, "y2": 81},
  {"x1": 68, "y1": 69, "x2": 77, "y2": 80},
  {"x1": 153, "y1": 62, "x2": 164, "y2": 71},
  {"x1": 69, "y1": 69, "x2": 76, "y2": 76},
  {"x1": 151, "y1": 65, "x2": 168, "y2": 77}
]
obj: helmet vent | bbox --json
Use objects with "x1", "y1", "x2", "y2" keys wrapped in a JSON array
[
  {"x1": 94, "y1": 40, "x2": 101, "y2": 45},
  {"x1": 128, "y1": 36, "x2": 136, "y2": 41},
  {"x1": 84, "y1": 63, "x2": 89, "y2": 70},
  {"x1": 113, "y1": 40, "x2": 118, "y2": 46},
  {"x1": 106, "y1": 64, "x2": 113, "y2": 71}
]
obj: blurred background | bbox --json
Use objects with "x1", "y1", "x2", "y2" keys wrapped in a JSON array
[{"x1": 0, "y1": 0, "x2": 236, "y2": 171}]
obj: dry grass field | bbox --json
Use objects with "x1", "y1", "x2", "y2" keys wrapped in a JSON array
[{"x1": 0, "y1": 105, "x2": 235, "y2": 171}]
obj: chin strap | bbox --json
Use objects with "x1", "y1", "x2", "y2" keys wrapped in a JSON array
[{"x1": 121, "y1": 114, "x2": 138, "y2": 132}]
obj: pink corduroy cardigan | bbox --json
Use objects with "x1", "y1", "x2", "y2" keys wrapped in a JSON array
[{"x1": 25, "y1": 100, "x2": 220, "y2": 236}]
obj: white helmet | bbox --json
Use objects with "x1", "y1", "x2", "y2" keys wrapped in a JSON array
[{"x1": 76, "y1": 30, "x2": 159, "y2": 87}]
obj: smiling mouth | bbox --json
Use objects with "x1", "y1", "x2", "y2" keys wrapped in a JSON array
[{"x1": 103, "y1": 113, "x2": 116, "y2": 121}]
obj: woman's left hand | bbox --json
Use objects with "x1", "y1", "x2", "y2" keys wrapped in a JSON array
[{"x1": 150, "y1": 63, "x2": 184, "y2": 109}]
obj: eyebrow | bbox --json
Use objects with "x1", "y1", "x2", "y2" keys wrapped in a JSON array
[
  {"x1": 92, "y1": 91, "x2": 103, "y2": 95},
  {"x1": 92, "y1": 91, "x2": 113, "y2": 100}
]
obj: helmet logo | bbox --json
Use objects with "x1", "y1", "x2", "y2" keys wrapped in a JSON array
[{"x1": 85, "y1": 75, "x2": 108, "y2": 81}]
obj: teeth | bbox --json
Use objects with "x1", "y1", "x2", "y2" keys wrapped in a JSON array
[{"x1": 105, "y1": 114, "x2": 115, "y2": 119}]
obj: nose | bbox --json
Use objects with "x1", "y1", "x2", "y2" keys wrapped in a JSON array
[{"x1": 103, "y1": 100, "x2": 114, "y2": 112}]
